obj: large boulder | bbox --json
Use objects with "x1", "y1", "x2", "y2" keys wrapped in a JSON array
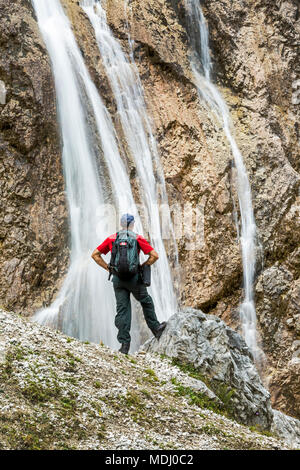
[
  {"x1": 271, "y1": 410, "x2": 300, "y2": 449},
  {"x1": 142, "y1": 308, "x2": 273, "y2": 430}
]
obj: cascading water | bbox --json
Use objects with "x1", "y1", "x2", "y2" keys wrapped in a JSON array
[
  {"x1": 81, "y1": 0, "x2": 178, "y2": 318},
  {"x1": 30, "y1": 0, "x2": 137, "y2": 349},
  {"x1": 31, "y1": 0, "x2": 177, "y2": 350},
  {"x1": 184, "y1": 0, "x2": 261, "y2": 361},
  {"x1": 31, "y1": 0, "x2": 136, "y2": 349}
]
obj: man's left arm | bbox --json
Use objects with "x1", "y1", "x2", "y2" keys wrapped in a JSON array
[
  {"x1": 137, "y1": 236, "x2": 159, "y2": 266},
  {"x1": 142, "y1": 249, "x2": 159, "y2": 266}
]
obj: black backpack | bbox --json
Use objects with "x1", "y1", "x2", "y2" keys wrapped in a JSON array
[{"x1": 109, "y1": 230, "x2": 139, "y2": 280}]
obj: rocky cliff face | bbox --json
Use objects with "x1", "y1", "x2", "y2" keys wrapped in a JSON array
[
  {"x1": 201, "y1": 0, "x2": 300, "y2": 419},
  {"x1": 0, "y1": 0, "x2": 68, "y2": 315},
  {"x1": 0, "y1": 0, "x2": 299, "y2": 419},
  {"x1": 103, "y1": 0, "x2": 300, "y2": 418}
]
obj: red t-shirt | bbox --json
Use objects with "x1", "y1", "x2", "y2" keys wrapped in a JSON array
[{"x1": 97, "y1": 233, "x2": 154, "y2": 255}]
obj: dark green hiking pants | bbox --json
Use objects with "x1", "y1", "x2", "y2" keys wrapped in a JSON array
[{"x1": 112, "y1": 273, "x2": 160, "y2": 345}]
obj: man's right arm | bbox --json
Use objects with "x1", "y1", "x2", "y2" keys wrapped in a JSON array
[{"x1": 91, "y1": 248, "x2": 109, "y2": 271}]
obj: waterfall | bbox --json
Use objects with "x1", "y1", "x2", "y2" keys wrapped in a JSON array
[
  {"x1": 81, "y1": 0, "x2": 178, "y2": 318},
  {"x1": 31, "y1": 0, "x2": 177, "y2": 349},
  {"x1": 184, "y1": 0, "x2": 261, "y2": 361},
  {"x1": 31, "y1": 0, "x2": 133, "y2": 348}
]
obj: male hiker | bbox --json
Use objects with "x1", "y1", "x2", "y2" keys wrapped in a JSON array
[{"x1": 91, "y1": 213, "x2": 167, "y2": 354}]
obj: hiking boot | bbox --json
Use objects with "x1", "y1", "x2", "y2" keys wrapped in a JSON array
[
  {"x1": 119, "y1": 343, "x2": 130, "y2": 355},
  {"x1": 153, "y1": 322, "x2": 167, "y2": 340}
]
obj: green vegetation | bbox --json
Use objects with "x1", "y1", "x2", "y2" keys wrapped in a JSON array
[
  {"x1": 22, "y1": 377, "x2": 61, "y2": 403},
  {"x1": 140, "y1": 389, "x2": 152, "y2": 400},
  {"x1": 114, "y1": 390, "x2": 156, "y2": 427},
  {"x1": 143, "y1": 368, "x2": 159, "y2": 385},
  {"x1": 0, "y1": 343, "x2": 110, "y2": 449},
  {"x1": 65, "y1": 350, "x2": 82, "y2": 363},
  {"x1": 171, "y1": 358, "x2": 236, "y2": 418},
  {"x1": 171, "y1": 378, "x2": 224, "y2": 415},
  {"x1": 129, "y1": 358, "x2": 137, "y2": 364},
  {"x1": 66, "y1": 377, "x2": 78, "y2": 386},
  {"x1": 97, "y1": 423, "x2": 106, "y2": 441},
  {"x1": 0, "y1": 415, "x2": 46, "y2": 450},
  {"x1": 0, "y1": 408, "x2": 89, "y2": 450},
  {"x1": 200, "y1": 424, "x2": 224, "y2": 436},
  {"x1": 3, "y1": 345, "x2": 27, "y2": 376},
  {"x1": 144, "y1": 368, "x2": 158, "y2": 379},
  {"x1": 249, "y1": 425, "x2": 275, "y2": 438},
  {"x1": 124, "y1": 391, "x2": 143, "y2": 408},
  {"x1": 60, "y1": 394, "x2": 77, "y2": 411}
]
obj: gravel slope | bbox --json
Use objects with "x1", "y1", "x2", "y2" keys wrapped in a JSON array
[{"x1": 0, "y1": 310, "x2": 289, "y2": 450}]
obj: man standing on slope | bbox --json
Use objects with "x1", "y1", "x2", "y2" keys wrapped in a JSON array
[{"x1": 91, "y1": 213, "x2": 167, "y2": 354}]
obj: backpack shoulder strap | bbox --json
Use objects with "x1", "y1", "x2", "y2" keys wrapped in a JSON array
[{"x1": 110, "y1": 232, "x2": 118, "y2": 267}]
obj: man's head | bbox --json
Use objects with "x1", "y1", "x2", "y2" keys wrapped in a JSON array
[{"x1": 121, "y1": 213, "x2": 135, "y2": 229}]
